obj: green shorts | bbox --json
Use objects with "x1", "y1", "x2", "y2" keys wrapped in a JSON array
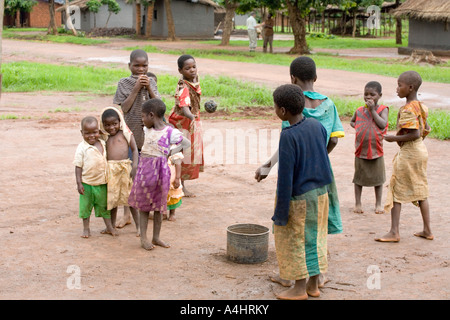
[{"x1": 79, "y1": 183, "x2": 110, "y2": 219}]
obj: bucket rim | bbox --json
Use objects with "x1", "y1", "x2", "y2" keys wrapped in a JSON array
[{"x1": 227, "y1": 223, "x2": 269, "y2": 236}]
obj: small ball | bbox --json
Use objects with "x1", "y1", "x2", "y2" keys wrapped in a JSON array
[{"x1": 204, "y1": 100, "x2": 217, "y2": 113}]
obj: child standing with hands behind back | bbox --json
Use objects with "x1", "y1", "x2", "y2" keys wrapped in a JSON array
[
  {"x1": 128, "y1": 99, "x2": 190, "y2": 250},
  {"x1": 376, "y1": 71, "x2": 433, "y2": 242},
  {"x1": 350, "y1": 81, "x2": 389, "y2": 214}
]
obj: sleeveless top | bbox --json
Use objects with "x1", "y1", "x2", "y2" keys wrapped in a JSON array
[{"x1": 354, "y1": 104, "x2": 388, "y2": 159}]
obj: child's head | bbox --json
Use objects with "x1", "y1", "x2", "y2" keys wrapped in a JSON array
[
  {"x1": 80, "y1": 116, "x2": 100, "y2": 145},
  {"x1": 129, "y1": 49, "x2": 149, "y2": 76},
  {"x1": 101, "y1": 108, "x2": 121, "y2": 136},
  {"x1": 141, "y1": 98, "x2": 166, "y2": 128},
  {"x1": 273, "y1": 84, "x2": 305, "y2": 121},
  {"x1": 290, "y1": 56, "x2": 317, "y2": 83},
  {"x1": 177, "y1": 54, "x2": 197, "y2": 82},
  {"x1": 397, "y1": 71, "x2": 422, "y2": 98},
  {"x1": 364, "y1": 81, "x2": 382, "y2": 105}
]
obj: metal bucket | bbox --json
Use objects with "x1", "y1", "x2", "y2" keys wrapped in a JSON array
[{"x1": 227, "y1": 224, "x2": 269, "y2": 264}]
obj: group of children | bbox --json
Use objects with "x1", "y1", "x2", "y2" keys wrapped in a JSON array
[{"x1": 73, "y1": 49, "x2": 433, "y2": 300}]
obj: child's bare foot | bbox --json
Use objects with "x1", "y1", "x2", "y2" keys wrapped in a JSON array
[
  {"x1": 81, "y1": 228, "x2": 91, "y2": 238},
  {"x1": 116, "y1": 217, "x2": 131, "y2": 228},
  {"x1": 168, "y1": 213, "x2": 176, "y2": 221},
  {"x1": 375, "y1": 206, "x2": 385, "y2": 214},
  {"x1": 135, "y1": 229, "x2": 141, "y2": 237},
  {"x1": 276, "y1": 287, "x2": 308, "y2": 300},
  {"x1": 152, "y1": 239, "x2": 170, "y2": 248},
  {"x1": 270, "y1": 274, "x2": 294, "y2": 287},
  {"x1": 101, "y1": 228, "x2": 119, "y2": 237},
  {"x1": 353, "y1": 205, "x2": 364, "y2": 214},
  {"x1": 163, "y1": 213, "x2": 168, "y2": 220},
  {"x1": 318, "y1": 273, "x2": 329, "y2": 288},
  {"x1": 375, "y1": 231, "x2": 400, "y2": 242},
  {"x1": 414, "y1": 231, "x2": 434, "y2": 240},
  {"x1": 141, "y1": 239, "x2": 155, "y2": 250}
]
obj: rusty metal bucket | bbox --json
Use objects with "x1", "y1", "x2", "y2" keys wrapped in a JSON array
[{"x1": 227, "y1": 224, "x2": 269, "y2": 264}]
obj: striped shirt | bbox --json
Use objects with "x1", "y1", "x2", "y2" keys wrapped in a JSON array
[{"x1": 113, "y1": 75, "x2": 160, "y2": 149}]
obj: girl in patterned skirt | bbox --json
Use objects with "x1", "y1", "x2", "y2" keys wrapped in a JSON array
[{"x1": 128, "y1": 99, "x2": 190, "y2": 250}]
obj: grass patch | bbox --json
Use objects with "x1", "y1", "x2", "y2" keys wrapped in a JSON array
[
  {"x1": 3, "y1": 28, "x2": 109, "y2": 45},
  {"x1": 126, "y1": 44, "x2": 450, "y2": 84}
]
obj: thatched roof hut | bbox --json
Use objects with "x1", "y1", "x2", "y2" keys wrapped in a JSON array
[
  {"x1": 394, "y1": 0, "x2": 450, "y2": 54},
  {"x1": 393, "y1": 0, "x2": 450, "y2": 22}
]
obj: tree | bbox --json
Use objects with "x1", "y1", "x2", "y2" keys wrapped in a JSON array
[
  {"x1": 143, "y1": 0, "x2": 155, "y2": 38},
  {"x1": 102, "y1": 0, "x2": 121, "y2": 28},
  {"x1": 164, "y1": 0, "x2": 176, "y2": 40},
  {"x1": 219, "y1": 0, "x2": 239, "y2": 46},
  {"x1": 395, "y1": 0, "x2": 402, "y2": 44},
  {"x1": 285, "y1": 0, "x2": 313, "y2": 54},
  {"x1": 4, "y1": 0, "x2": 37, "y2": 27},
  {"x1": 86, "y1": 0, "x2": 102, "y2": 28},
  {"x1": 48, "y1": 0, "x2": 58, "y2": 35}
]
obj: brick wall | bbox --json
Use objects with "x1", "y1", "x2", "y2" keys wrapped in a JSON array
[{"x1": 29, "y1": 1, "x2": 63, "y2": 28}]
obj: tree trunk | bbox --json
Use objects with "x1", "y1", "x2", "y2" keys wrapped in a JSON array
[
  {"x1": 396, "y1": 18, "x2": 402, "y2": 44},
  {"x1": 220, "y1": 1, "x2": 238, "y2": 46},
  {"x1": 105, "y1": 12, "x2": 112, "y2": 28},
  {"x1": 286, "y1": 1, "x2": 309, "y2": 54},
  {"x1": 48, "y1": 0, "x2": 58, "y2": 35},
  {"x1": 164, "y1": 0, "x2": 176, "y2": 41},
  {"x1": 136, "y1": 3, "x2": 141, "y2": 36},
  {"x1": 15, "y1": 10, "x2": 21, "y2": 27},
  {"x1": 352, "y1": 10, "x2": 357, "y2": 38},
  {"x1": 321, "y1": 10, "x2": 325, "y2": 33},
  {"x1": 145, "y1": 1, "x2": 155, "y2": 38}
]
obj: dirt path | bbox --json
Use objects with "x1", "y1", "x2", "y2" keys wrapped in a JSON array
[{"x1": 0, "y1": 39, "x2": 449, "y2": 300}]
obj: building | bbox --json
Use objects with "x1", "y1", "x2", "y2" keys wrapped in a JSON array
[
  {"x1": 56, "y1": 0, "x2": 220, "y2": 39},
  {"x1": 3, "y1": 0, "x2": 64, "y2": 28},
  {"x1": 394, "y1": 0, "x2": 450, "y2": 54}
]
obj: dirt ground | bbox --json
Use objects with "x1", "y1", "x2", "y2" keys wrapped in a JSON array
[{"x1": 0, "y1": 37, "x2": 449, "y2": 300}]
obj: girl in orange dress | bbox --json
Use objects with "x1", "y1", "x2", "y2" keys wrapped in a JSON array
[{"x1": 168, "y1": 55, "x2": 204, "y2": 197}]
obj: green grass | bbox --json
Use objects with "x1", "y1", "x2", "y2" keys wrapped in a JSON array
[
  {"x1": 125, "y1": 44, "x2": 450, "y2": 84},
  {"x1": 3, "y1": 28, "x2": 109, "y2": 45}
]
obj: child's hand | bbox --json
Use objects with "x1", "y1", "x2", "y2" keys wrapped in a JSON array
[
  {"x1": 255, "y1": 163, "x2": 270, "y2": 182},
  {"x1": 173, "y1": 178, "x2": 181, "y2": 189},
  {"x1": 131, "y1": 166, "x2": 137, "y2": 180},
  {"x1": 138, "y1": 75, "x2": 150, "y2": 87},
  {"x1": 366, "y1": 99, "x2": 376, "y2": 110},
  {"x1": 77, "y1": 183, "x2": 85, "y2": 195}
]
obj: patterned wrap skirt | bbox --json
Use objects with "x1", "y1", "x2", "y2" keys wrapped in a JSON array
[
  {"x1": 128, "y1": 156, "x2": 171, "y2": 212},
  {"x1": 274, "y1": 186, "x2": 329, "y2": 280}
]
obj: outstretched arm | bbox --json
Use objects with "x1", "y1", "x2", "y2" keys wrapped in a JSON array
[{"x1": 255, "y1": 149, "x2": 278, "y2": 182}]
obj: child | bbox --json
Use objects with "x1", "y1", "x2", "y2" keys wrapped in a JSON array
[
  {"x1": 375, "y1": 71, "x2": 433, "y2": 242},
  {"x1": 168, "y1": 54, "x2": 204, "y2": 197},
  {"x1": 256, "y1": 56, "x2": 344, "y2": 288},
  {"x1": 272, "y1": 84, "x2": 333, "y2": 300},
  {"x1": 100, "y1": 106, "x2": 140, "y2": 236},
  {"x1": 113, "y1": 49, "x2": 161, "y2": 227},
  {"x1": 128, "y1": 98, "x2": 190, "y2": 250},
  {"x1": 164, "y1": 152, "x2": 184, "y2": 221},
  {"x1": 73, "y1": 116, "x2": 117, "y2": 238},
  {"x1": 350, "y1": 81, "x2": 389, "y2": 214}
]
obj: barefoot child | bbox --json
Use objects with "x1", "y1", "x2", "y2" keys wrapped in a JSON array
[
  {"x1": 128, "y1": 99, "x2": 190, "y2": 250},
  {"x1": 375, "y1": 71, "x2": 433, "y2": 242},
  {"x1": 272, "y1": 84, "x2": 333, "y2": 300},
  {"x1": 164, "y1": 152, "x2": 184, "y2": 221},
  {"x1": 74, "y1": 116, "x2": 116, "y2": 238},
  {"x1": 168, "y1": 54, "x2": 204, "y2": 197},
  {"x1": 350, "y1": 81, "x2": 389, "y2": 214},
  {"x1": 113, "y1": 49, "x2": 161, "y2": 227},
  {"x1": 100, "y1": 107, "x2": 140, "y2": 236}
]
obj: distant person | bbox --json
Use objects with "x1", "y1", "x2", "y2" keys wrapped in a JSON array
[
  {"x1": 168, "y1": 55, "x2": 204, "y2": 197},
  {"x1": 113, "y1": 49, "x2": 161, "y2": 228},
  {"x1": 128, "y1": 99, "x2": 190, "y2": 250},
  {"x1": 100, "y1": 106, "x2": 140, "y2": 237},
  {"x1": 246, "y1": 12, "x2": 260, "y2": 52},
  {"x1": 74, "y1": 116, "x2": 116, "y2": 238},
  {"x1": 350, "y1": 81, "x2": 389, "y2": 214},
  {"x1": 375, "y1": 71, "x2": 433, "y2": 242},
  {"x1": 271, "y1": 84, "x2": 333, "y2": 300},
  {"x1": 262, "y1": 13, "x2": 274, "y2": 53}
]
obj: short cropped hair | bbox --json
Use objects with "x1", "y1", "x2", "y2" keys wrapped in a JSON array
[
  {"x1": 273, "y1": 84, "x2": 305, "y2": 116},
  {"x1": 399, "y1": 71, "x2": 422, "y2": 91},
  {"x1": 290, "y1": 56, "x2": 317, "y2": 82},
  {"x1": 81, "y1": 116, "x2": 98, "y2": 129},
  {"x1": 177, "y1": 54, "x2": 195, "y2": 69},
  {"x1": 142, "y1": 98, "x2": 166, "y2": 118},
  {"x1": 130, "y1": 49, "x2": 148, "y2": 63},
  {"x1": 365, "y1": 81, "x2": 382, "y2": 94},
  {"x1": 101, "y1": 108, "x2": 120, "y2": 123}
]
